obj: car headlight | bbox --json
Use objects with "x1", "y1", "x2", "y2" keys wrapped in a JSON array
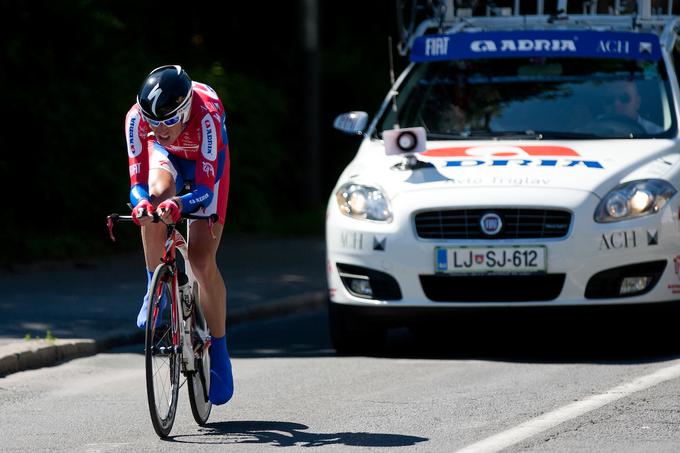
[
  {"x1": 594, "y1": 179, "x2": 676, "y2": 223},
  {"x1": 335, "y1": 183, "x2": 393, "y2": 222}
]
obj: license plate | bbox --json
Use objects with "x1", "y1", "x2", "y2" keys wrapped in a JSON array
[{"x1": 435, "y1": 246, "x2": 547, "y2": 274}]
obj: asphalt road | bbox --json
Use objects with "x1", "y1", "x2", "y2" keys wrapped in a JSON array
[{"x1": 1, "y1": 308, "x2": 680, "y2": 452}]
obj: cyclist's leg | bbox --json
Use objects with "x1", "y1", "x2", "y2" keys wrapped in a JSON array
[
  {"x1": 188, "y1": 221, "x2": 233, "y2": 405},
  {"x1": 188, "y1": 221, "x2": 226, "y2": 337}
]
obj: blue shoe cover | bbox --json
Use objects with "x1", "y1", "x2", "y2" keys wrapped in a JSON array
[
  {"x1": 136, "y1": 270, "x2": 168, "y2": 329},
  {"x1": 208, "y1": 335, "x2": 234, "y2": 405}
]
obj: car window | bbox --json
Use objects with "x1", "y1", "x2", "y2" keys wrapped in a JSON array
[{"x1": 379, "y1": 57, "x2": 676, "y2": 139}]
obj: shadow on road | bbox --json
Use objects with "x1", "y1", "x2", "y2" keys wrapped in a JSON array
[
  {"x1": 379, "y1": 304, "x2": 680, "y2": 365},
  {"x1": 169, "y1": 420, "x2": 428, "y2": 447},
  {"x1": 229, "y1": 309, "x2": 335, "y2": 359},
  {"x1": 228, "y1": 307, "x2": 680, "y2": 365}
]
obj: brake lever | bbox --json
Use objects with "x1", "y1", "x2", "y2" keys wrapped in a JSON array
[{"x1": 106, "y1": 214, "x2": 119, "y2": 242}]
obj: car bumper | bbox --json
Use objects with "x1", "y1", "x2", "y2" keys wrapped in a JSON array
[{"x1": 326, "y1": 187, "x2": 680, "y2": 308}]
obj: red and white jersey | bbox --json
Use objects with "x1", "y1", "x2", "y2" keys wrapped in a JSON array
[{"x1": 124, "y1": 81, "x2": 228, "y2": 191}]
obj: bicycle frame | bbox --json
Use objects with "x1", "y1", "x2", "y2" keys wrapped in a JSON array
[
  {"x1": 107, "y1": 212, "x2": 217, "y2": 375},
  {"x1": 154, "y1": 221, "x2": 212, "y2": 375}
]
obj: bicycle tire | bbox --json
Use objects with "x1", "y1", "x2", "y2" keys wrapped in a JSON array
[
  {"x1": 145, "y1": 264, "x2": 181, "y2": 438},
  {"x1": 188, "y1": 280, "x2": 212, "y2": 425}
]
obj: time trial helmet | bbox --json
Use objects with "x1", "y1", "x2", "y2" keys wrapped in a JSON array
[{"x1": 137, "y1": 65, "x2": 192, "y2": 125}]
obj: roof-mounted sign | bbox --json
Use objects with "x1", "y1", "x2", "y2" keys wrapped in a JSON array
[{"x1": 411, "y1": 30, "x2": 661, "y2": 62}]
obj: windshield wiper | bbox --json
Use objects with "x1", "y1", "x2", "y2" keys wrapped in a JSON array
[
  {"x1": 532, "y1": 130, "x2": 603, "y2": 139},
  {"x1": 426, "y1": 132, "x2": 475, "y2": 140},
  {"x1": 428, "y1": 130, "x2": 542, "y2": 140},
  {"x1": 428, "y1": 130, "x2": 603, "y2": 140}
]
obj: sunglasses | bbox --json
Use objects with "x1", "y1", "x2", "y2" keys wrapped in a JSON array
[{"x1": 142, "y1": 97, "x2": 191, "y2": 127}]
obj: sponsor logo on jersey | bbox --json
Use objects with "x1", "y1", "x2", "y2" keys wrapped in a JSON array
[
  {"x1": 188, "y1": 192, "x2": 210, "y2": 205},
  {"x1": 129, "y1": 162, "x2": 141, "y2": 177},
  {"x1": 201, "y1": 114, "x2": 216, "y2": 161},
  {"x1": 202, "y1": 161, "x2": 215, "y2": 178},
  {"x1": 127, "y1": 114, "x2": 142, "y2": 158}
]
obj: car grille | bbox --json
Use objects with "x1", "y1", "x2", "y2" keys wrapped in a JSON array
[
  {"x1": 420, "y1": 274, "x2": 566, "y2": 302},
  {"x1": 414, "y1": 209, "x2": 572, "y2": 240}
]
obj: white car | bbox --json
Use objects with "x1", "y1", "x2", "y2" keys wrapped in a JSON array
[{"x1": 325, "y1": 1, "x2": 680, "y2": 352}]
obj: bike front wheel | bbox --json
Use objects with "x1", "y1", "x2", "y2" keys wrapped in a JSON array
[{"x1": 145, "y1": 264, "x2": 181, "y2": 438}]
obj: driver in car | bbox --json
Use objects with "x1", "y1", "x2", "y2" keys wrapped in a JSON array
[{"x1": 603, "y1": 80, "x2": 663, "y2": 134}]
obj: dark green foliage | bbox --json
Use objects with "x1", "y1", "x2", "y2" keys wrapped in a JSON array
[{"x1": 0, "y1": 0, "x2": 395, "y2": 264}]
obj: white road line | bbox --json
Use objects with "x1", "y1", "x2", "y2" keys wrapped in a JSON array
[{"x1": 455, "y1": 360, "x2": 680, "y2": 453}]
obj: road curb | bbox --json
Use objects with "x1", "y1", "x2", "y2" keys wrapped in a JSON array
[
  {"x1": 0, "y1": 339, "x2": 97, "y2": 377},
  {"x1": 0, "y1": 291, "x2": 326, "y2": 378}
]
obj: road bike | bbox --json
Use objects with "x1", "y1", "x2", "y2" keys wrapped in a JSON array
[{"x1": 107, "y1": 211, "x2": 218, "y2": 437}]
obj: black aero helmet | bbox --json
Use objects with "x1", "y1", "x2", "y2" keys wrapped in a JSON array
[{"x1": 137, "y1": 65, "x2": 192, "y2": 122}]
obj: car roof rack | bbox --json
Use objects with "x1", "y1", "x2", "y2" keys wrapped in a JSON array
[{"x1": 397, "y1": 0, "x2": 680, "y2": 56}]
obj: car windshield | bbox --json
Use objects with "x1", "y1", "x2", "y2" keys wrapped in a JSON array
[{"x1": 379, "y1": 57, "x2": 676, "y2": 139}]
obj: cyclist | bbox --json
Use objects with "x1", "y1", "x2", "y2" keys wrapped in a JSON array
[{"x1": 124, "y1": 65, "x2": 233, "y2": 405}]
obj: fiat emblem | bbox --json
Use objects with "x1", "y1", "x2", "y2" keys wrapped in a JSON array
[{"x1": 480, "y1": 213, "x2": 503, "y2": 235}]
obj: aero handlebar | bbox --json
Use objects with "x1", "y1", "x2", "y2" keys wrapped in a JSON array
[{"x1": 106, "y1": 212, "x2": 219, "y2": 242}]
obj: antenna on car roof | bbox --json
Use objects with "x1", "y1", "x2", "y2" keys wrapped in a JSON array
[{"x1": 388, "y1": 36, "x2": 400, "y2": 129}]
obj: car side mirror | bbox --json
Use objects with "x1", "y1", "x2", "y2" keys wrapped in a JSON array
[{"x1": 333, "y1": 111, "x2": 369, "y2": 135}]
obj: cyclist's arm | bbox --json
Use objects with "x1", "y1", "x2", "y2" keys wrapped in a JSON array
[
  {"x1": 130, "y1": 184, "x2": 151, "y2": 207},
  {"x1": 125, "y1": 108, "x2": 151, "y2": 206},
  {"x1": 177, "y1": 184, "x2": 212, "y2": 214},
  {"x1": 178, "y1": 112, "x2": 225, "y2": 214}
]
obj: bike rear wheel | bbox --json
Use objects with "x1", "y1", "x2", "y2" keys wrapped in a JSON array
[
  {"x1": 188, "y1": 352, "x2": 211, "y2": 425},
  {"x1": 188, "y1": 281, "x2": 212, "y2": 425},
  {"x1": 145, "y1": 264, "x2": 181, "y2": 438}
]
